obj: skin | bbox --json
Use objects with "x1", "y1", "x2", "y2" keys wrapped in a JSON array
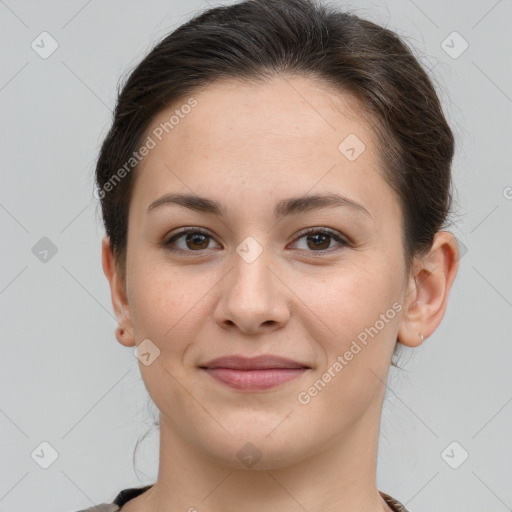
[{"x1": 102, "y1": 75, "x2": 459, "y2": 512}]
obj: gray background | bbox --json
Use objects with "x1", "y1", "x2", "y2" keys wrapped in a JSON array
[{"x1": 1, "y1": 0, "x2": 511, "y2": 511}]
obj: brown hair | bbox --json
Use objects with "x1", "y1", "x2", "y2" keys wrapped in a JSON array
[{"x1": 95, "y1": 0, "x2": 455, "y2": 285}]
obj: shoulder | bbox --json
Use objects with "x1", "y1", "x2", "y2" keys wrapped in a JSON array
[
  {"x1": 72, "y1": 485, "x2": 153, "y2": 512},
  {"x1": 73, "y1": 504, "x2": 119, "y2": 512},
  {"x1": 380, "y1": 490, "x2": 411, "y2": 512}
]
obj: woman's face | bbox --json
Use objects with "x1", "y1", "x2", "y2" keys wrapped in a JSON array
[{"x1": 111, "y1": 76, "x2": 414, "y2": 468}]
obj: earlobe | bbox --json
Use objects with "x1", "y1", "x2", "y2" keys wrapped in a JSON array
[
  {"x1": 101, "y1": 236, "x2": 136, "y2": 347},
  {"x1": 397, "y1": 231, "x2": 459, "y2": 347},
  {"x1": 115, "y1": 323, "x2": 135, "y2": 347}
]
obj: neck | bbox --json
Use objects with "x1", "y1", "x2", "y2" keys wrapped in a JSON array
[{"x1": 134, "y1": 398, "x2": 392, "y2": 512}]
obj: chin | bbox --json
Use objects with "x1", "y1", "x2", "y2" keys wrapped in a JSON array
[{"x1": 198, "y1": 423, "x2": 311, "y2": 470}]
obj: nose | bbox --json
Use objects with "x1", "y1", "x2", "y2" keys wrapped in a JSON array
[{"x1": 213, "y1": 247, "x2": 291, "y2": 335}]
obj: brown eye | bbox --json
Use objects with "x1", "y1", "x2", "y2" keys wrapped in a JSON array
[
  {"x1": 305, "y1": 232, "x2": 331, "y2": 250},
  {"x1": 184, "y1": 232, "x2": 209, "y2": 250},
  {"x1": 164, "y1": 228, "x2": 220, "y2": 254},
  {"x1": 290, "y1": 228, "x2": 349, "y2": 254}
]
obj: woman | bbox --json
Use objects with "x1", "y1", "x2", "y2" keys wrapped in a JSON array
[{"x1": 81, "y1": 0, "x2": 459, "y2": 510}]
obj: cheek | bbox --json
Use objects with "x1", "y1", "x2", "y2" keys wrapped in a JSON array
[
  {"x1": 298, "y1": 259, "x2": 399, "y2": 340},
  {"x1": 296, "y1": 268, "x2": 399, "y2": 421},
  {"x1": 127, "y1": 262, "x2": 196, "y2": 342},
  {"x1": 301, "y1": 260, "x2": 401, "y2": 405},
  {"x1": 128, "y1": 264, "x2": 202, "y2": 412}
]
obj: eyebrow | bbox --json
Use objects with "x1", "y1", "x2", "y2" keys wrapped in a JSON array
[{"x1": 146, "y1": 192, "x2": 372, "y2": 219}]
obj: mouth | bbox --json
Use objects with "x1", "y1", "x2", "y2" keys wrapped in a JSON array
[{"x1": 199, "y1": 355, "x2": 311, "y2": 391}]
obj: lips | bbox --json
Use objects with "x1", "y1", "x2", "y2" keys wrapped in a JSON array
[
  {"x1": 200, "y1": 355, "x2": 310, "y2": 370},
  {"x1": 199, "y1": 355, "x2": 310, "y2": 391}
]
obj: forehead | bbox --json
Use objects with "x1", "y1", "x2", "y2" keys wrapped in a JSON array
[
  {"x1": 152, "y1": 75, "x2": 368, "y2": 152},
  {"x1": 130, "y1": 75, "x2": 399, "y2": 228}
]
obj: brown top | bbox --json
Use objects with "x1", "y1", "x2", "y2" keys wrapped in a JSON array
[{"x1": 74, "y1": 485, "x2": 410, "y2": 511}]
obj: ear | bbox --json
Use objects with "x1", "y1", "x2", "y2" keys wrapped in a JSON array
[
  {"x1": 397, "y1": 231, "x2": 459, "y2": 347},
  {"x1": 101, "y1": 236, "x2": 135, "y2": 347}
]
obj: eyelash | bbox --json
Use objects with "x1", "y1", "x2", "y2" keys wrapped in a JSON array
[{"x1": 163, "y1": 227, "x2": 350, "y2": 257}]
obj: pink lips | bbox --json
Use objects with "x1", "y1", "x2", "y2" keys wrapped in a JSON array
[{"x1": 200, "y1": 355, "x2": 309, "y2": 391}]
